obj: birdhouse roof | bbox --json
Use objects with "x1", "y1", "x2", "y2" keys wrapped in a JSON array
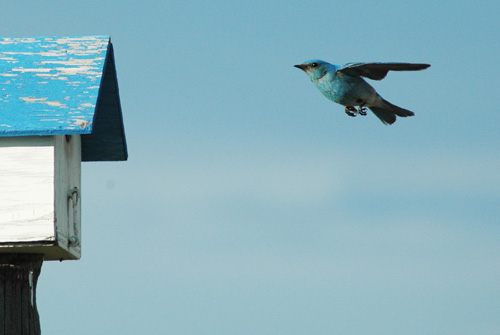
[{"x1": 0, "y1": 35, "x2": 127, "y2": 161}]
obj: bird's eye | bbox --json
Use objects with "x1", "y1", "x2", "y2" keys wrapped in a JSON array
[{"x1": 311, "y1": 62, "x2": 318, "y2": 68}]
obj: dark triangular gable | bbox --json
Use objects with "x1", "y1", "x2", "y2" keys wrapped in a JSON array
[{"x1": 81, "y1": 42, "x2": 128, "y2": 161}]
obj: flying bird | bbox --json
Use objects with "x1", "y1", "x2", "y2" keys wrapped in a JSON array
[{"x1": 294, "y1": 60, "x2": 430, "y2": 125}]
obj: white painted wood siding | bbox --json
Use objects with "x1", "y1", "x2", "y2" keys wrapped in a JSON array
[
  {"x1": 54, "y1": 134, "x2": 81, "y2": 257},
  {"x1": 0, "y1": 135, "x2": 81, "y2": 260},
  {"x1": 0, "y1": 137, "x2": 55, "y2": 242}
]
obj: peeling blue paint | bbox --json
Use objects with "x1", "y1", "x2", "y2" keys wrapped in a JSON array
[
  {"x1": 0, "y1": 36, "x2": 108, "y2": 135},
  {"x1": 0, "y1": 36, "x2": 127, "y2": 161}
]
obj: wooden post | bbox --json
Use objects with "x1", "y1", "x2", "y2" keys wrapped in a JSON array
[{"x1": 0, "y1": 254, "x2": 43, "y2": 335}]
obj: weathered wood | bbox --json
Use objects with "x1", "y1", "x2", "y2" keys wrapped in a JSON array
[
  {"x1": 0, "y1": 254, "x2": 43, "y2": 335},
  {"x1": 0, "y1": 135, "x2": 81, "y2": 260},
  {"x1": 0, "y1": 137, "x2": 55, "y2": 243}
]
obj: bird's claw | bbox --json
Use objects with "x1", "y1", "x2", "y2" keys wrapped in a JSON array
[
  {"x1": 345, "y1": 106, "x2": 357, "y2": 117},
  {"x1": 345, "y1": 106, "x2": 367, "y2": 117},
  {"x1": 357, "y1": 106, "x2": 367, "y2": 116}
]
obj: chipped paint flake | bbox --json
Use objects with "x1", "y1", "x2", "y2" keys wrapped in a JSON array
[
  {"x1": 20, "y1": 97, "x2": 67, "y2": 108},
  {"x1": 41, "y1": 58, "x2": 104, "y2": 66},
  {"x1": 2, "y1": 52, "x2": 37, "y2": 56},
  {"x1": 12, "y1": 68, "x2": 53, "y2": 73},
  {"x1": 73, "y1": 119, "x2": 91, "y2": 128},
  {"x1": 56, "y1": 66, "x2": 100, "y2": 76}
]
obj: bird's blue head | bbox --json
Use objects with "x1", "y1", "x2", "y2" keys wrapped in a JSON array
[{"x1": 294, "y1": 60, "x2": 333, "y2": 81}]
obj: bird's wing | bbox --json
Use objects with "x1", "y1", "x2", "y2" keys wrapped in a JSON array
[{"x1": 337, "y1": 62, "x2": 430, "y2": 80}]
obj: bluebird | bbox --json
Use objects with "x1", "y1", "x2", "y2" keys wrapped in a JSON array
[{"x1": 294, "y1": 60, "x2": 430, "y2": 125}]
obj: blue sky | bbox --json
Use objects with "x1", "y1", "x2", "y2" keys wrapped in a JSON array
[{"x1": 3, "y1": 0, "x2": 500, "y2": 334}]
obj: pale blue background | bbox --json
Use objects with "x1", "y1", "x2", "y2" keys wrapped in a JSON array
[{"x1": 3, "y1": 1, "x2": 500, "y2": 334}]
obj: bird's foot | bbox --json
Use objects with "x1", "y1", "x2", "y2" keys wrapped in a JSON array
[
  {"x1": 345, "y1": 106, "x2": 357, "y2": 117},
  {"x1": 357, "y1": 106, "x2": 367, "y2": 116}
]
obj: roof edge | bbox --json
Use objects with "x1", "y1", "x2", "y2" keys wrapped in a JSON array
[{"x1": 81, "y1": 42, "x2": 128, "y2": 162}]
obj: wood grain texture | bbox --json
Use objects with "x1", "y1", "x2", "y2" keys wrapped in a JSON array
[
  {"x1": 0, "y1": 137, "x2": 54, "y2": 243},
  {"x1": 0, "y1": 136, "x2": 81, "y2": 260},
  {"x1": 0, "y1": 254, "x2": 43, "y2": 335},
  {"x1": 54, "y1": 135, "x2": 81, "y2": 258}
]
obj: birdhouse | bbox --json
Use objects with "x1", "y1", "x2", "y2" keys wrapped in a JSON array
[{"x1": 0, "y1": 36, "x2": 127, "y2": 260}]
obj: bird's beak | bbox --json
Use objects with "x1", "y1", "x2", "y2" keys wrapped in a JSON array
[{"x1": 294, "y1": 64, "x2": 306, "y2": 71}]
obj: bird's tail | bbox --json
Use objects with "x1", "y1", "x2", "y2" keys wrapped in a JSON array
[{"x1": 369, "y1": 98, "x2": 414, "y2": 125}]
